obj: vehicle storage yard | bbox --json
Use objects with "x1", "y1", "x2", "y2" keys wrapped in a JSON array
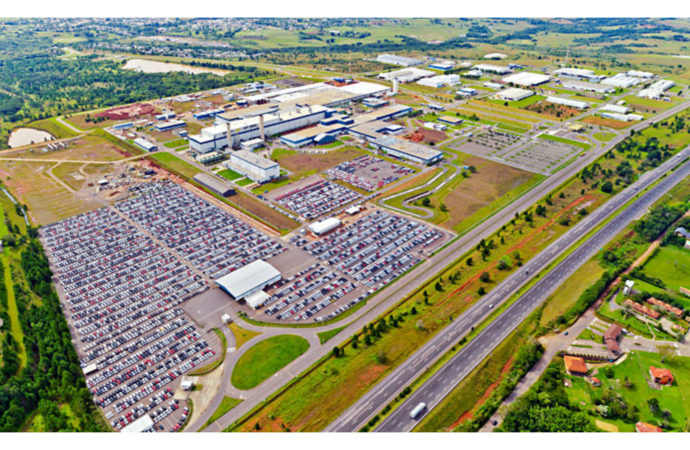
[
  {"x1": 273, "y1": 179, "x2": 362, "y2": 220},
  {"x1": 324, "y1": 155, "x2": 415, "y2": 192}
]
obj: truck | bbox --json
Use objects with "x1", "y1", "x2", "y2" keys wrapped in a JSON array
[{"x1": 409, "y1": 402, "x2": 427, "y2": 419}]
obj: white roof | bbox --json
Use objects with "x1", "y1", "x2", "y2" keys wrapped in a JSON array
[
  {"x1": 246, "y1": 290, "x2": 271, "y2": 309},
  {"x1": 121, "y1": 414, "x2": 154, "y2": 433},
  {"x1": 484, "y1": 53, "x2": 508, "y2": 59},
  {"x1": 216, "y1": 260, "x2": 281, "y2": 299},
  {"x1": 338, "y1": 81, "x2": 389, "y2": 97},
  {"x1": 231, "y1": 150, "x2": 278, "y2": 170},
  {"x1": 502, "y1": 72, "x2": 551, "y2": 87},
  {"x1": 473, "y1": 64, "x2": 511, "y2": 74},
  {"x1": 497, "y1": 87, "x2": 534, "y2": 100},
  {"x1": 600, "y1": 104, "x2": 629, "y2": 114},
  {"x1": 308, "y1": 217, "x2": 341, "y2": 235},
  {"x1": 545, "y1": 96, "x2": 589, "y2": 109}
]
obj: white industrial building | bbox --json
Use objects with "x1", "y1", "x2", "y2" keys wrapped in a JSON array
[
  {"x1": 377, "y1": 54, "x2": 424, "y2": 67},
  {"x1": 553, "y1": 68, "x2": 604, "y2": 82},
  {"x1": 483, "y1": 82, "x2": 503, "y2": 90},
  {"x1": 496, "y1": 88, "x2": 534, "y2": 102},
  {"x1": 416, "y1": 74, "x2": 461, "y2": 88},
  {"x1": 229, "y1": 150, "x2": 280, "y2": 183},
  {"x1": 484, "y1": 53, "x2": 508, "y2": 60},
  {"x1": 599, "y1": 112, "x2": 644, "y2": 122},
  {"x1": 473, "y1": 64, "x2": 512, "y2": 75},
  {"x1": 215, "y1": 260, "x2": 281, "y2": 309},
  {"x1": 600, "y1": 104, "x2": 629, "y2": 114},
  {"x1": 121, "y1": 414, "x2": 154, "y2": 433},
  {"x1": 627, "y1": 70, "x2": 655, "y2": 79},
  {"x1": 502, "y1": 72, "x2": 551, "y2": 87},
  {"x1": 378, "y1": 67, "x2": 435, "y2": 83},
  {"x1": 308, "y1": 217, "x2": 341, "y2": 235},
  {"x1": 638, "y1": 79, "x2": 675, "y2": 99},
  {"x1": 601, "y1": 73, "x2": 642, "y2": 89},
  {"x1": 561, "y1": 80, "x2": 614, "y2": 94},
  {"x1": 545, "y1": 96, "x2": 589, "y2": 110},
  {"x1": 133, "y1": 137, "x2": 157, "y2": 152}
]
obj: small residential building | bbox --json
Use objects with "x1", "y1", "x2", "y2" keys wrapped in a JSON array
[
  {"x1": 649, "y1": 366, "x2": 674, "y2": 385},
  {"x1": 564, "y1": 355, "x2": 588, "y2": 376},
  {"x1": 496, "y1": 88, "x2": 534, "y2": 102},
  {"x1": 229, "y1": 150, "x2": 280, "y2": 184},
  {"x1": 675, "y1": 227, "x2": 690, "y2": 239},
  {"x1": 636, "y1": 422, "x2": 663, "y2": 433},
  {"x1": 604, "y1": 325, "x2": 622, "y2": 355},
  {"x1": 623, "y1": 279, "x2": 636, "y2": 295},
  {"x1": 647, "y1": 297, "x2": 683, "y2": 318},
  {"x1": 624, "y1": 299, "x2": 660, "y2": 320}
]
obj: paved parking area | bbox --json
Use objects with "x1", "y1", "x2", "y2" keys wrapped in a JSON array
[
  {"x1": 273, "y1": 178, "x2": 361, "y2": 220},
  {"x1": 324, "y1": 155, "x2": 415, "y2": 192}
]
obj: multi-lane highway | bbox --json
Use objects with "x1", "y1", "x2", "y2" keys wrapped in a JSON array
[
  {"x1": 193, "y1": 101, "x2": 690, "y2": 433},
  {"x1": 327, "y1": 148, "x2": 690, "y2": 432}
]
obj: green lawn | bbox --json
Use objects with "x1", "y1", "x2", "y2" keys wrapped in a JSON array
[
  {"x1": 217, "y1": 168, "x2": 243, "y2": 181},
  {"x1": 642, "y1": 246, "x2": 690, "y2": 292},
  {"x1": 597, "y1": 292, "x2": 676, "y2": 340},
  {"x1": 231, "y1": 335, "x2": 310, "y2": 390},
  {"x1": 576, "y1": 328, "x2": 600, "y2": 343},
  {"x1": 235, "y1": 178, "x2": 254, "y2": 187},
  {"x1": 565, "y1": 351, "x2": 690, "y2": 431},
  {"x1": 593, "y1": 131, "x2": 617, "y2": 142},
  {"x1": 163, "y1": 138, "x2": 188, "y2": 148},
  {"x1": 148, "y1": 152, "x2": 200, "y2": 178},
  {"x1": 201, "y1": 396, "x2": 243, "y2": 431},
  {"x1": 316, "y1": 140, "x2": 343, "y2": 149},
  {"x1": 317, "y1": 326, "x2": 346, "y2": 344}
]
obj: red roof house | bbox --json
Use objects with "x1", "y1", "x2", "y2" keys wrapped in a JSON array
[
  {"x1": 649, "y1": 366, "x2": 674, "y2": 385},
  {"x1": 564, "y1": 355, "x2": 588, "y2": 376},
  {"x1": 636, "y1": 422, "x2": 663, "y2": 432}
]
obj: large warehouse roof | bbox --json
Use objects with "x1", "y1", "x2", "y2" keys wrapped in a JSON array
[
  {"x1": 502, "y1": 72, "x2": 551, "y2": 87},
  {"x1": 216, "y1": 260, "x2": 281, "y2": 300}
]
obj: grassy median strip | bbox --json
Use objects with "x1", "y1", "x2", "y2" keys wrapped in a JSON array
[
  {"x1": 231, "y1": 335, "x2": 310, "y2": 390},
  {"x1": 201, "y1": 397, "x2": 243, "y2": 431},
  {"x1": 189, "y1": 328, "x2": 226, "y2": 376}
]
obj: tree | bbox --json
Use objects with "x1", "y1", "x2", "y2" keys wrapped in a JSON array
[
  {"x1": 479, "y1": 272, "x2": 490, "y2": 283},
  {"x1": 601, "y1": 180, "x2": 614, "y2": 193},
  {"x1": 332, "y1": 346, "x2": 341, "y2": 358},
  {"x1": 466, "y1": 257, "x2": 473, "y2": 267},
  {"x1": 648, "y1": 397, "x2": 660, "y2": 416},
  {"x1": 478, "y1": 286, "x2": 486, "y2": 296}
]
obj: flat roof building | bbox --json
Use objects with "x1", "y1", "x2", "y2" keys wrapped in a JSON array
[
  {"x1": 496, "y1": 88, "x2": 534, "y2": 102},
  {"x1": 545, "y1": 96, "x2": 589, "y2": 109},
  {"x1": 371, "y1": 135, "x2": 443, "y2": 165},
  {"x1": 192, "y1": 173, "x2": 235, "y2": 197},
  {"x1": 473, "y1": 64, "x2": 512, "y2": 75},
  {"x1": 561, "y1": 80, "x2": 614, "y2": 94},
  {"x1": 377, "y1": 54, "x2": 424, "y2": 67},
  {"x1": 438, "y1": 116, "x2": 463, "y2": 125},
  {"x1": 601, "y1": 73, "x2": 642, "y2": 89},
  {"x1": 553, "y1": 67, "x2": 604, "y2": 82},
  {"x1": 229, "y1": 150, "x2": 280, "y2": 184},
  {"x1": 502, "y1": 72, "x2": 551, "y2": 87},
  {"x1": 378, "y1": 68, "x2": 435, "y2": 83},
  {"x1": 216, "y1": 260, "x2": 281, "y2": 304},
  {"x1": 155, "y1": 119, "x2": 186, "y2": 132},
  {"x1": 484, "y1": 52, "x2": 507, "y2": 60},
  {"x1": 308, "y1": 217, "x2": 341, "y2": 235},
  {"x1": 133, "y1": 137, "x2": 157, "y2": 152},
  {"x1": 121, "y1": 414, "x2": 154, "y2": 433},
  {"x1": 600, "y1": 104, "x2": 629, "y2": 114},
  {"x1": 417, "y1": 74, "x2": 461, "y2": 88}
]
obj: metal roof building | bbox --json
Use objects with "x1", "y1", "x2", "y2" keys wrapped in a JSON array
[
  {"x1": 545, "y1": 96, "x2": 589, "y2": 110},
  {"x1": 377, "y1": 54, "x2": 424, "y2": 67},
  {"x1": 378, "y1": 68, "x2": 435, "y2": 83},
  {"x1": 308, "y1": 217, "x2": 341, "y2": 235},
  {"x1": 502, "y1": 72, "x2": 551, "y2": 87},
  {"x1": 121, "y1": 414, "x2": 154, "y2": 433},
  {"x1": 229, "y1": 150, "x2": 281, "y2": 183},
  {"x1": 192, "y1": 173, "x2": 235, "y2": 197},
  {"x1": 216, "y1": 260, "x2": 281, "y2": 303},
  {"x1": 496, "y1": 88, "x2": 534, "y2": 102}
]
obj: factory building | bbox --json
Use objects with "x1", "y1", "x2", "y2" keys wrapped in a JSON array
[
  {"x1": 362, "y1": 97, "x2": 389, "y2": 108},
  {"x1": 599, "y1": 112, "x2": 644, "y2": 122},
  {"x1": 240, "y1": 138, "x2": 265, "y2": 151},
  {"x1": 215, "y1": 260, "x2": 281, "y2": 309},
  {"x1": 155, "y1": 112, "x2": 176, "y2": 121},
  {"x1": 192, "y1": 173, "x2": 235, "y2": 197},
  {"x1": 456, "y1": 87, "x2": 478, "y2": 97},
  {"x1": 601, "y1": 73, "x2": 642, "y2": 89},
  {"x1": 553, "y1": 68, "x2": 604, "y2": 82},
  {"x1": 372, "y1": 135, "x2": 442, "y2": 165},
  {"x1": 193, "y1": 108, "x2": 225, "y2": 120},
  {"x1": 376, "y1": 54, "x2": 424, "y2": 67},
  {"x1": 473, "y1": 64, "x2": 512, "y2": 75},
  {"x1": 545, "y1": 96, "x2": 589, "y2": 110},
  {"x1": 638, "y1": 79, "x2": 675, "y2": 99},
  {"x1": 502, "y1": 72, "x2": 551, "y2": 87},
  {"x1": 600, "y1": 104, "x2": 629, "y2": 114},
  {"x1": 561, "y1": 80, "x2": 614, "y2": 94},
  {"x1": 195, "y1": 151, "x2": 224, "y2": 165},
  {"x1": 378, "y1": 68, "x2": 435, "y2": 83},
  {"x1": 229, "y1": 150, "x2": 280, "y2": 184},
  {"x1": 496, "y1": 88, "x2": 534, "y2": 102},
  {"x1": 428, "y1": 60, "x2": 455, "y2": 71},
  {"x1": 154, "y1": 120, "x2": 186, "y2": 132},
  {"x1": 438, "y1": 116, "x2": 463, "y2": 126},
  {"x1": 133, "y1": 138, "x2": 157, "y2": 152},
  {"x1": 484, "y1": 81, "x2": 503, "y2": 90},
  {"x1": 416, "y1": 74, "x2": 461, "y2": 88},
  {"x1": 243, "y1": 82, "x2": 389, "y2": 107},
  {"x1": 484, "y1": 52, "x2": 508, "y2": 60},
  {"x1": 279, "y1": 123, "x2": 346, "y2": 148},
  {"x1": 113, "y1": 122, "x2": 133, "y2": 130},
  {"x1": 627, "y1": 70, "x2": 655, "y2": 79}
]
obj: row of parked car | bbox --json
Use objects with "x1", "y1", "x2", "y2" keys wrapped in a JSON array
[{"x1": 275, "y1": 179, "x2": 361, "y2": 220}]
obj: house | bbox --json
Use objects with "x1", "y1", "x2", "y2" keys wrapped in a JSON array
[
  {"x1": 649, "y1": 366, "x2": 674, "y2": 385},
  {"x1": 675, "y1": 227, "x2": 690, "y2": 239},
  {"x1": 589, "y1": 377, "x2": 601, "y2": 387},
  {"x1": 636, "y1": 422, "x2": 663, "y2": 432},
  {"x1": 604, "y1": 324, "x2": 622, "y2": 355},
  {"x1": 564, "y1": 355, "x2": 588, "y2": 376},
  {"x1": 647, "y1": 297, "x2": 683, "y2": 318},
  {"x1": 624, "y1": 299, "x2": 660, "y2": 320}
]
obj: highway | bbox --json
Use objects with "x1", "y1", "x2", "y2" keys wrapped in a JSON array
[
  {"x1": 192, "y1": 100, "x2": 690, "y2": 432},
  {"x1": 327, "y1": 147, "x2": 690, "y2": 432}
]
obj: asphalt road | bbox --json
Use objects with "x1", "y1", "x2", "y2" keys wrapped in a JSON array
[
  {"x1": 327, "y1": 148, "x2": 690, "y2": 432},
  {"x1": 192, "y1": 100, "x2": 690, "y2": 433}
]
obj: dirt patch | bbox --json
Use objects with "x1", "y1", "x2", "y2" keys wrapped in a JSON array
[
  {"x1": 277, "y1": 148, "x2": 362, "y2": 177},
  {"x1": 405, "y1": 126, "x2": 447, "y2": 144},
  {"x1": 582, "y1": 115, "x2": 633, "y2": 130},
  {"x1": 524, "y1": 101, "x2": 581, "y2": 120}
]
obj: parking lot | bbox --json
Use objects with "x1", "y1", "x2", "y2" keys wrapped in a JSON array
[
  {"x1": 41, "y1": 205, "x2": 215, "y2": 432},
  {"x1": 501, "y1": 137, "x2": 582, "y2": 173},
  {"x1": 273, "y1": 178, "x2": 361, "y2": 221},
  {"x1": 324, "y1": 155, "x2": 415, "y2": 192}
]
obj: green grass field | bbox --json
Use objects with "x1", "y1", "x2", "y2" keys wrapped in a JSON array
[
  {"x1": 231, "y1": 335, "x2": 310, "y2": 390},
  {"x1": 217, "y1": 168, "x2": 243, "y2": 181},
  {"x1": 148, "y1": 152, "x2": 201, "y2": 178},
  {"x1": 163, "y1": 138, "x2": 188, "y2": 148},
  {"x1": 642, "y1": 246, "x2": 690, "y2": 292},
  {"x1": 235, "y1": 178, "x2": 253, "y2": 187},
  {"x1": 566, "y1": 351, "x2": 690, "y2": 431},
  {"x1": 317, "y1": 326, "x2": 346, "y2": 345},
  {"x1": 201, "y1": 397, "x2": 243, "y2": 431},
  {"x1": 538, "y1": 133, "x2": 591, "y2": 150},
  {"x1": 593, "y1": 131, "x2": 617, "y2": 142}
]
